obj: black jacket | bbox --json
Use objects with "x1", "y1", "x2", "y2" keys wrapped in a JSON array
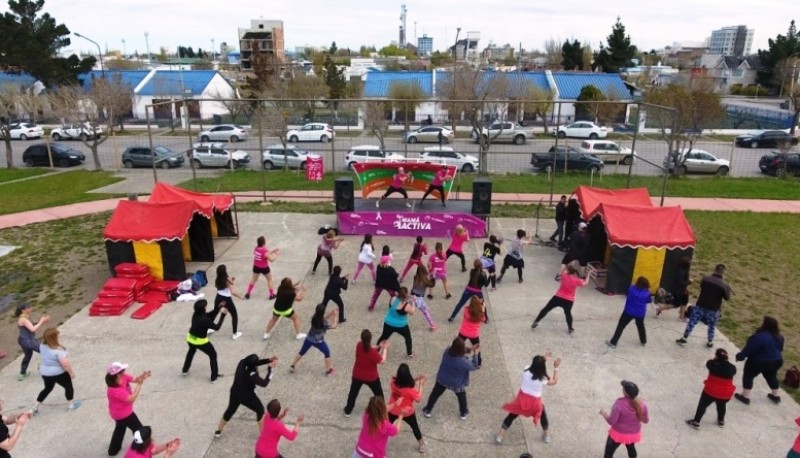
[
  {"x1": 375, "y1": 265, "x2": 400, "y2": 291},
  {"x1": 555, "y1": 201, "x2": 566, "y2": 223},
  {"x1": 325, "y1": 273, "x2": 349, "y2": 296},
  {"x1": 189, "y1": 309, "x2": 225, "y2": 338},
  {"x1": 696, "y1": 274, "x2": 731, "y2": 312},
  {"x1": 567, "y1": 230, "x2": 589, "y2": 263},
  {"x1": 231, "y1": 357, "x2": 273, "y2": 396}
]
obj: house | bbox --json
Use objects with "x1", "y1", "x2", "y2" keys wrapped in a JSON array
[{"x1": 134, "y1": 70, "x2": 235, "y2": 120}]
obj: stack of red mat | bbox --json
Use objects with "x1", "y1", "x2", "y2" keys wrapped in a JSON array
[
  {"x1": 89, "y1": 264, "x2": 181, "y2": 318},
  {"x1": 89, "y1": 277, "x2": 138, "y2": 316}
]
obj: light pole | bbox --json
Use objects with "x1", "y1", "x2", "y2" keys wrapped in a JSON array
[
  {"x1": 121, "y1": 39, "x2": 127, "y2": 58},
  {"x1": 453, "y1": 27, "x2": 461, "y2": 62},
  {"x1": 144, "y1": 31, "x2": 152, "y2": 68},
  {"x1": 211, "y1": 38, "x2": 215, "y2": 61},
  {"x1": 74, "y1": 32, "x2": 105, "y2": 77}
]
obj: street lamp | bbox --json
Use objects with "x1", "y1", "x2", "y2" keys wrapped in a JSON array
[
  {"x1": 144, "y1": 31, "x2": 152, "y2": 68},
  {"x1": 453, "y1": 27, "x2": 461, "y2": 61},
  {"x1": 74, "y1": 32, "x2": 105, "y2": 77},
  {"x1": 121, "y1": 39, "x2": 127, "y2": 58},
  {"x1": 211, "y1": 38, "x2": 215, "y2": 61}
]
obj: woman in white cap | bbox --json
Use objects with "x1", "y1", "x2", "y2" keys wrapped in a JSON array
[
  {"x1": 124, "y1": 426, "x2": 180, "y2": 458},
  {"x1": 106, "y1": 362, "x2": 152, "y2": 456},
  {"x1": 599, "y1": 380, "x2": 649, "y2": 458}
]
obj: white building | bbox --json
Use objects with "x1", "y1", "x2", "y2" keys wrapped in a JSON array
[{"x1": 708, "y1": 26, "x2": 754, "y2": 57}]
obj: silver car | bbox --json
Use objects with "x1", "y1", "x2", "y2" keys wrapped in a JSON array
[
  {"x1": 419, "y1": 147, "x2": 479, "y2": 172},
  {"x1": 188, "y1": 142, "x2": 250, "y2": 168},
  {"x1": 404, "y1": 126, "x2": 454, "y2": 144},
  {"x1": 262, "y1": 144, "x2": 314, "y2": 170},
  {"x1": 668, "y1": 149, "x2": 730, "y2": 175},
  {"x1": 198, "y1": 124, "x2": 248, "y2": 143}
]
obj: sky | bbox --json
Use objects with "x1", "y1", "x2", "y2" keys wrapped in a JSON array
[{"x1": 17, "y1": 0, "x2": 797, "y2": 58}]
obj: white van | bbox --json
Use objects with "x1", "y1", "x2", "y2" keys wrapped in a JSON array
[
  {"x1": 578, "y1": 140, "x2": 635, "y2": 165},
  {"x1": 344, "y1": 145, "x2": 404, "y2": 170}
]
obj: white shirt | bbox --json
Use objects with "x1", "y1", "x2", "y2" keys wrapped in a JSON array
[
  {"x1": 519, "y1": 366, "x2": 546, "y2": 397},
  {"x1": 217, "y1": 287, "x2": 232, "y2": 297},
  {"x1": 358, "y1": 243, "x2": 376, "y2": 263}
]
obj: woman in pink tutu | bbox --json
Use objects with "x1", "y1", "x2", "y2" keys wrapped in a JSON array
[
  {"x1": 600, "y1": 380, "x2": 649, "y2": 458},
  {"x1": 495, "y1": 353, "x2": 560, "y2": 445}
]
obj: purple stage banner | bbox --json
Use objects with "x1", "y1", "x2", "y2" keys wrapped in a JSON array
[{"x1": 337, "y1": 211, "x2": 487, "y2": 238}]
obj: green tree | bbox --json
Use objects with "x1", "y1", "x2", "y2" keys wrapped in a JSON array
[
  {"x1": 288, "y1": 73, "x2": 327, "y2": 121},
  {"x1": 593, "y1": 17, "x2": 638, "y2": 73},
  {"x1": 378, "y1": 44, "x2": 414, "y2": 59},
  {"x1": 561, "y1": 39, "x2": 583, "y2": 70},
  {"x1": 756, "y1": 20, "x2": 800, "y2": 90},
  {"x1": 387, "y1": 80, "x2": 426, "y2": 133},
  {"x1": 0, "y1": 0, "x2": 96, "y2": 87},
  {"x1": 430, "y1": 51, "x2": 452, "y2": 67},
  {"x1": 323, "y1": 50, "x2": 347, "y2": 111},
  {"x1": 575, "y1": 85, "x2": 605, "y2": 121}
]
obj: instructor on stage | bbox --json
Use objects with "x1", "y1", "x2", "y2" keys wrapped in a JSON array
[{"x1": 377, "y1": 166, "x2": 413, "y2": 208}]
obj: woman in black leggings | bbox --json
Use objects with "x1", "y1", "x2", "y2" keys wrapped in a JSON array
[
  {"x1": 32, "y1": 328, "x2": 81, "y2": 415},
  {"x1": 182, "y1": 299, "x2": 227, "y2": 382},
  {"x1": 734, "y1": 316, "x2": 785, "y2": 405},
  {"x1": 343, "y1": 330, "x2": 388, "y2": 416},
  {"x1": 322, "y1": 265, "x2": 349, "y2": 323},
  {"x1": 215, "y1": 353, "x2": 278, "y2": 437}
]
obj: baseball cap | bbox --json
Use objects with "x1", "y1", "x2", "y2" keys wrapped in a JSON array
[
  {"x1": 621, "y1": 380, "x2": 639, "y2": 398},
  {"x1": 107, "y1": 362, "x2": 129, "y2": 375},
  {"x1": 578, "y1": 222, "x2": 588, "y2": 230}
]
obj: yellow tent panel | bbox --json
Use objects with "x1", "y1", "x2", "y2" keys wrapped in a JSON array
[
  {"x1": 181, "y1": 236, "x2": 191, "y2": 261},
  {"x1": 631, "y1": 248, "x2": 666, "y2": 294},
  {"x1": 133, "y1": 241, "x2": 164, "y2": 280},
  {"x1": 210, "y1": 217, "x2": 218, "y2": 238}
]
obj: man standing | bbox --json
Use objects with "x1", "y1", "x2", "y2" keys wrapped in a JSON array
[
  {"x1": 377, "y1": 166, "x2": 412, "y2": 208},
  {"x1": 420, "y1": 165, "x2": 452, "y2": 207},
  {"x1": 677, "y1": 264, "x2": 732, "y2": 348},
  {"x1": 550, "y1": 195, "x2": 567, "y2": 246}
]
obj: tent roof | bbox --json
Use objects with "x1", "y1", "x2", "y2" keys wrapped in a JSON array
[
  {"x1": 597, "y1": 203, "x2": 696, "y2": 249},
  {"x1": 574, "y1": 186, "x2": 652, "y2": 220},
  {"x1": 103, "y1": 200, "x2": 201, "y2": 242},
  {"x1": 148, "y1": 182, "x2": 233, "y2": 217}
]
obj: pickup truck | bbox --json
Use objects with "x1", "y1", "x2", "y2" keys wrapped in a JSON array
[
  {"x1": 530, "y1": 145, "x2": 604, "y2": 172},
  {"x1": 471, "y1": 122, "x2": 536, "y2": 145},
  {"x1": 51, "y1": 122, "x2": 104, "y2": 141}
]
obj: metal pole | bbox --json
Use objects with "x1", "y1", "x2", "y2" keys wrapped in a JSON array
[
  {"x1": 144, "y1": 32, "x2": 151, "y2": 68},
  {"x1": 74, "y1": 33, "x2": 105, "y2": 78},
  {"x1": 186, "y1": 93, "x2": 197, "y2": 189},
  {"x1": 660, "y1": 110, "x2": 679, "y2": 206},
  {"x1": 549, "y1": 101, "x2": 562, "y2": 206},
  {"x1": 258, "y1": 105, "x2": 266, "y2": 202},
  {"x1": 625, "y1": 102, "x2": 641, "y2": 188},
  {"x1": 145, "y1": 105, "x2": 157, "y2": 184}
]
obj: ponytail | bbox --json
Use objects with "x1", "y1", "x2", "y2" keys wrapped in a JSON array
[{"x1": 630, "y1": 397, "x2": 645, "y2": 423}]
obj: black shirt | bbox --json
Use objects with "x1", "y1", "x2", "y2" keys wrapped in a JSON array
[
  {"x1": 695, "y1": 274, "x2": 731, "y2": 312},
  {"x1": 375, "y1": 265, "x2": 400, "y2": 291},
  {"x1": 274, "y1": 292, "x2": 297, "y2": 313},
  {"x1": 670, "y1": 267, "x2": 690, "y2": 295},
  {"x1": 325, "y1": 274, "x2": 349, "y2": 297},
  {"x1": 231, "y1": 358, "x2": 272, "y2": 396},
  {"x1": 0, "y1": 416, "x2": 10, "y2": 458},
  {"x1": 189, "y1": 309, "x2": 225, "y2": 338},
  {"x1": 555, "y1": 201, "x2": 566, "y2": 222},
  {"x1": 482, "y1": 243, "x2": 500, "y2": 261},
  {"x1": 706, "y1": 359, "x2": 737, "y2": 379}
]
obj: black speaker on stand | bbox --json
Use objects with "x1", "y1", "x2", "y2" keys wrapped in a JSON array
[
  {"x1": 471, "y1": 177, "x2": 492, "y2": 216},
  {"x1": 334, "y1": 177, "x2": 354, "y2": 212}
]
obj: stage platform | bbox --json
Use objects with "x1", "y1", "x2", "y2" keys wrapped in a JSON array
[{"x1": 337, "y1": 198, "x2": 488, "y2": 238}]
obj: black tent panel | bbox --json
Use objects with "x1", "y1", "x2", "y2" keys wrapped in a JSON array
[
  {"x1": 105, "y1": 241, "x2": 136, "y2": 276},
  {"x1": 159, "y1": 240, "x2": 187, "y2": 281},
  {"x1": 188, "y1": 214, "x2": 214, "y2": 262},
  {"x1": 214, "y1": 210, "x2": 237, "y2": 237},
  {"x1": 587, "y1": 216, "x2": 608, "y2": 264},
  {"x1": 659, "y1": 248, "x2": 695, "y2": 290},
  {"x1": 606, "y1": 246, "x2": 637, "y2": 294}
]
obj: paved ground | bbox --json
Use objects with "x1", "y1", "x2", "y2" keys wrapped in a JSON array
[{"x1": 1, "y1": 212, "x2": 797, "y2": 457}]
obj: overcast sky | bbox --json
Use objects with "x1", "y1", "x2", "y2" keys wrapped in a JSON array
[{"x1": 22, "y1": 0, "x2": 797, "y2": 57}]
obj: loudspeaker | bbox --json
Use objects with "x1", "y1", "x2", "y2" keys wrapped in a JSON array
[
  {"x1": 471, "y1": 177, "x2": 492, "y2": 215},
  {"x1": 334, "y1": 177, "x2": 354, "y2": 212}
]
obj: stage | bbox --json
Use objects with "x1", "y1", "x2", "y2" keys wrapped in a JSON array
[{"x1": 337, "y1": 197, "x2": 488, "y2": 238}]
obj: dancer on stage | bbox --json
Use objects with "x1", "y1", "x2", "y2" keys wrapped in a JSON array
[
  {"x1": 245, "y1": 236, "x2": 280, "y2": 300},
  {"x1": 419, "y1": 164, "x2": 452, "y2": 207},
  {"x1": 376, "y1": 166, "x2": 413, "y2": 208}
]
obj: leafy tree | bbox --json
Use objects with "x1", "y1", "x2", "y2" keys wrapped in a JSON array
[
  {"x1": 777, "y1": 56, "x2": 800, "y2": 134},
  {"x1": 0, "y1": 0, "x2": 96, "y2": 87},
  {"x1": 378, "y1": 44, "x2": 414, "y2": 59},
  {"x1": 323, "y1": 51, "x2": 346, "y2": 111},
  {"x1": 756, "y1": 20, "x2": 800, "y2": 90},
  {"x1": 516, "y1": 86, "x2": 554, "y2": 134},
  {"x1": 288, "y1": 74, "x2": 327, "y2": 121},
  {"x1": 593, "y1": 17, "x2": 638, "y2": 73},
  {"x1": 575, "y1": 85, "x2": 605, "y2": 121},
  {"x1": 387, "y1": 80, "x2": 426, "y2": 133},
  {"x1": 430, "y1": 51, "x2": 452, "y2": 67},
  {"x1": 561, "y1": 39, "x2": 583, "y2": 70},
  {"x1": 0, "y1": 84, "x2": 25, "y2": 168}
]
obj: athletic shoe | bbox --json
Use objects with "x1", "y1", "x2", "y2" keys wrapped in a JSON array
[
  {"x1": 707, "y1": 341, "x2": 714, "y2": 348},
  {"x1": 289, "y1": 365, "x2": 296, "y2": 374},
  {"x1": 368, "y1": 306, "x2": 375, "y2": 312},
  {"x1": 768, "y1": 394, "x2": 781, "y2": 404},
  {"x1": 568, "y1": 328, "x2": 575, "y2": 335},
  {"x1": 375, "y1": 200, "x2": 380, "y2": 208},
  {"x1": 430, "y1": 323, "x2": 438, "y2": 331},
  {"x1": 605, "y1": 340, "x2": 616, "y2": 349},
  {"x1": 542, "y1": 431, "x2": 551, "y2": 443},
  {"x1": 519, "y1": 278, "x2": 523, "y2": 284},
  {"x1": 422, "y1": 409, "x2": 432, "y2": 418},
  {"x1": 181, "y1": 371, "x2": 188, "y2": 376},
  {"x1": 351, "y1": 279, "x2": 356, "y2": 285},
  {"x1": 295, "y1": 333, "x2": 307, "y2": 340},
  {"x1": 343, "y1": 409, "x2": 351, "y2": 418},
  {"x1": 244, "y1": 293, "x2": 250, "y2": 300},
  {"x1": 426, "y1": 294, "x2": 433, "y2": 299},
  {"x1": 339, "y1": 318, "x2": 347, "y2": 324},
  {"x1": 269, "y1": 293, "x2": 277, "y2": 300},
  {"x1": 445, "y1": 294, "x2": 452, "y2": 299},
  {"x1": 686, "y1": 419, "x2": 700, "y2": 430},
  {"x1": 207, "y1": 329, "x2": 215, "y2": 334},
  {"x1": 494, "y1": 435, "x2": 503, "y2": 445},
  {"x1": 214, "y1": 430, "x2": 222, "y2": 437},
  {"x1": 718, "y1": 420, "x2": 725, "y2": 428},
  {"x1": 232, "y1": 332, "x2": 242, "y2": 340},
  {"x1": 531, "y1": 322, "x2": 538, "y2": 329},
  {"x1": 490, "y1": 287, "x2": 497, "y2": 292},
  {"x1": 67, "y1": 400, "x2": 82, "y2": 411},
  {"x1": 31, "y1": 407, "x2": 38, "y2": 416},
  {"x1": 18, "y1": 372, "x2": 29, "y2": 381},
  {"x1": 326, "y1": 368, "x2": 336, "y2": 377},
  {"x1": 461, "y1": 266, "x2": 467, "y2": 272},
  {"x1": 262, "y1": 333, "x2": 271, "y2": 340},
  {"x1": 407, "y1": 353, "x2": 415, "y2": 359},
  {"x1": 418, "y1": 442, "x2": 427, "y2": 453},
  {"x1": 734, "y1": 393, "x2": 750, "y2": 405},
  {"x1": 441, "y1": 202, "x2": 446, "y2": 208},
  {"x1": 676, "y1": 337, "x2": 687, "y2": 346},
  {"x1": 460, "y1": 412, "x2": 469, "y2": 420},
  {"x1": 447, "y1": 317, "x2": 455, "y2": 323},
  {"x1": 641, "y1": 342, "x2": 647, "y2": 347}
]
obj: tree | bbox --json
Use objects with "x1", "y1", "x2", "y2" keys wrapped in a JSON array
[
  {"x1": 288, "y1": 74, "x2": 327, "y2": 121},
  {"x1": 561, "y1": 39, "x2": 583, "y2": 70},
  {"x1": 757, "y1": 20, "x2": 800, "y2": 90},
  {"x1": 542, "y1": 38, "x2": 562, "y2": 69},
  {"x1": 387, "y1": 80, "x2": 426, "y2": 133},
  {"x1": 0, "y1": 0, "x2": 96, "y2": 87},
  {"x1": 49, "y1": 84, "x2": 110, "y2": 171},
  {"x1": 364, "y1": 101, "x2": 390, "y2": 150},
  {"x1": 575, "y1": 85, "x2": 606, "y2": 122},
  {"x1": 517, "y1": 86, "x2": 554, "y2": 134},
  {"x1": 593, "y1": 17, "x2": 638, "y2": 73},
  {"x1": 430, "y1": 51, "x2": 453, "y2": 67},
  {"x1": 0, "y1": 84, "x2": 25, "y2": 168},
  {"x1": 777, "y1": 56, "x2": 800, "y2": 134},
  {"x1": 241, "y1": 41, "x2": 282, "y2": 98},
  {"x1": 323, "y1": 45, "x2": 346, "y2": 112}
]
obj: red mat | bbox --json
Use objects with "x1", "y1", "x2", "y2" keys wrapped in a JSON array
[
  {"x1": 148, "y1": 280, "x2": 180, "y2": 292},
  {"x1": 114, "y1": 263, "x2": 150, "y2": 276},
  {"x1": 102, "y1": 278, "x2": 139, "y2": 291},
  {"x1": 131, "y1": 301, "x2": 164, "y2": 319}
]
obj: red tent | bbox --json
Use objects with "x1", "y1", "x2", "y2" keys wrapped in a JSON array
[
  {"x1": 148, "y1": 182, "x2": 234, "y2": 218},
  {"x1": 597, "y1": 204, "x2": 696, "y2": 249},
  {"x1": 574, "y1": 185, "x2": 652, "y2": 220},
  {"x1": 104, "y1": 200, "x2": 200, "y2": 242}
]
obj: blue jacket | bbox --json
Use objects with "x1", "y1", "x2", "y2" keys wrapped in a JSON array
[
  {"x1": 736, "y1": 330, "x2": 784, "y2": 362},
  {"x1": 623, "y1": 285, "x2": 652, "y2": 318},
  {"x1": 435, "y1": 347, "x2": 479, "y2": 390}
]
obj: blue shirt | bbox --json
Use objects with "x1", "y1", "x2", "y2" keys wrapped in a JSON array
[
  {"x1": 736, "y1": 330, "x2": 784, "y2": 362},
  {"x1": 39, "y1": 344, "x2": 67, "y2": 377},
  {"x1": 623, "y1": 285, "x2": 652, "y2": 318},
  {"x1": 435, "y1": 347, "x2": 479, "y2": 391},
  {"x1": 384, "y1": 297, "x2": 410, "y2": 328}
]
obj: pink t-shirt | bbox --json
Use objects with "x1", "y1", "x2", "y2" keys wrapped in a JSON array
[
  {"x1": 355, "y1": 414, "x2": 398, "y2": 458},
  {"x1": 431, "y1": 169, "x2": 449, "y2": 186},
  {"x1": 107, "y1": 373, "x2": 135, "y2": 420},
  {"x1": 124, "y1": 443, "x2": 154, "y2": 458},
  {"x1": 390, "y1": 172, "x2": 408, "y2": 188},
  {"x1": 253, "y1": 246, "x2": 269, "y2": 268},
  {"x1": 448, "y1": 232, "x2": 469, "y2": 253},
  {"x1": 794, "y1": 416, "x2": 800, "y2": 452},
  {"x1": 554, "y1": 274, "x2": 585, "y2": 302},
  {"x1": 255, "y1": 416, "x2": 298, "y2": 458},
  {"x1": 459, "y1": 307, "x2": 485, "y2": 339},
  {"x1": 428, "y1": 253, "x2": 447, "y2": 276}
]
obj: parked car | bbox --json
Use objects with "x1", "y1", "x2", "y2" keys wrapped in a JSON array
[
  {"x1": 122, "y1": 145, "x2": 184, "y2": 169},
  {"x1": 345, "y1": 145, "x2": 404, "y2": 170},
  {"x1": 578, "y1": 140, "x2": 635, "y2": 165},
  {"x1": 735, "y1": 130, "x2": 798, "y2": 149},
  {"x1": 404, "y1": 126, "x2": 454, "y2": 144},
  {"x1": 8, "y1": 122, "x2": 43, "y2": 140},
  {"x1": 530, "y1": 145, "x2": 604, "y2": 172},
  {"x1": 470, "y1": 122, "x2": 536, "y2": 145},
  {"x1": 419, "y1": 147, "x2": 479, "y2": 172},
  {"x1": 554, "y1": 121, "x2": 608, "y2": 139},
  {"x1": 22, "y1": 143, "x2": 85, "y2": 167},
  {"x1": 262, "y1": 144, "x2": 313, "y2": 170},
  {"x1": 51, "y1": 122, "x2": 103, "y2": 141},
  {"x1": 666, "y1": 149, "x2": 730, "y2": 175},
  {"x1": 188, "y1": 142, "x2": 250, "y2": 168},
  {"x1": 197, "y1": 124, "x2": 248, "y2": 143},
  {"x1": 286, "y1": 122, "x2": 335, "y2": 143},
  {"x1": 758, "y1": 150, "x2": 800, "y2": 177}
]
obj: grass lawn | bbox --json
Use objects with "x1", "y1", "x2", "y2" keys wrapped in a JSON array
[
  {"x1": 0, "y1": 168, "x2": 50, "y2": 184},
  {"x1": 0, "y1": 170, "x2": 122, "y2": 215}
]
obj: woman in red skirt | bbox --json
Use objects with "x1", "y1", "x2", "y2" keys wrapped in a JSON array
[{"x1": 495, "y1": 353, "x2": 561, "y2": 445}]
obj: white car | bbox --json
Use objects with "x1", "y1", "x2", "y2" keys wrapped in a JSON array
[
  {"x1": 419, "y1": 147, "x2": 479, "y2": 172},
  {"x1": 198, "y1": 124, "x2": 248, "y2": 143},
  {"x1": 578, "y1": 140, "x2": 635, "y2": 165},
  {"x1": 262, "y1": 144, "x2": 314, "y2": 170},
  {"x1": 51, "y1": 122, "x2": 103, "y2": 141},
  {"x1": 188, "y1": 142, "x2": 250, "y2": 168},
  {"x1": 8, "y1": 122, "x2": 43, "y2": 140},
  {"x1": 667, "y1": 149, "x2": 730, "y2": 175},
  {"x1": 345, "y1": 145, "x2": 404, "y2": 170},
  {"x1": 555, "y1": 121, "x2": 607, "y2": 139},
  {"x1": 287, "y1": 122, "x2": 335, "y2": 143}
]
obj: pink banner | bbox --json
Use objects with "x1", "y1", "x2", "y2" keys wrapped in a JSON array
[
  {"x1": 306, "y1": 155, "x2": 323, "y2": 181},
  {"x1": 337, "y1": 211, "x2": 487, "y2": 238}
]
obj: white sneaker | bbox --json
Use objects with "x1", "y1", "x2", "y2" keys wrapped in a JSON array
[
  {"x1": 232, "y1": 332, "x2": 242, "y2": 340},
  {"x1": 405, "y1": 202, "x2": 411, "y2": 208},
  {"x1": 207, "y1": 329, "x2": 215, "y2": 334},
  {"x1": 375, "y1": 200, "x2": 380, "y2": 208},
  {"x1": 262, "y1": 333, "x2": 271, "y2": 340},
  {"x1": 295, "y1": 333, "x2": 307, "y2": 340}
]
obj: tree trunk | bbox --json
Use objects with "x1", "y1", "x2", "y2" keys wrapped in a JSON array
[
  {"x1": 90, "y1": 144, "x2": 103, "y2": 171},
  {"x1": 3, "y1": 137, "x2": 13, "y2": 169},
  {"x1": 791, "y1": 109, "x2": 799, "y2": 135}
]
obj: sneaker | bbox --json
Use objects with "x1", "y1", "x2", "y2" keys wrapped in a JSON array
[
  {"x1": 686, "y1": 419, "x2": 700, "y2": 430},
  {"x1": 339, "y1": 318, "x2": 347, "y2": 324},
  {"x1": 461, "y1": 266, "x2": 467, "y2": 272},
  {"x1": 430, "y1": 323, "x2": 438, "y2": 331},
  {"x1": 445, "y1": 294, "x2": 452, "y2": 299},
  {"x1": 181, "y1": 371, "x2": 188, "y2": 377},
  {"x1": 441, "y1": 202, "x2": 446, "y2": 208},
  {"x1": 734, "y1": 393, "x2": 750, "y2": 405},
  {"x1": 311, "y1": 270, "x2": 316, "y2": 275},
  {"x1": 232, "y1": 332, "x2": 242, "y2": 340},
  {"x1": 263, "y1": 333, "x2": 271, "y2": 340},
  {"x1": 326, "y1": 368, "x2": 336, "y2": 377},
  {"x1": 460, "y1": 412, "x2": 469, "y2": 420},
  {"x1": 496, "y1": 277, "x2": 503, "y2": 284},
  {"x1": 407, "y1": 353, "x2": 415, "y2": 359},
  {"x1": 406, "y1": 202, "x2": 412, "y2": 208},
  {"x1": 490, "y1": 287, "x2": 497, "y2": 292},
  {"x1": 244, "y1": 293, "x2": 251, "y2": 300},
  {"x1": 289, "y1": 365, "x2": 296, "y2": 373},
  {"x1": 268, "y1": 293, "x2": 277, "y2": 300},
  {"x1": 447, "y1": 317, "x2": 455, "y2": 323},
  {"x1": 568, "y1": 328, "x2": 575, "y2": 335},
  {"x1": 554, "y1": 274, "x2": 561, "y2": 281},
  {"x1": 531, "y1": 322, "x2": 538, "y2": 329},
  {"x1": 718, "y1": 420, "x2": 725, "y2": 428},
  {"x1": 31, "y1": 407, "x2": 38, "y2": 416},
  {"x1": 351, "y1": 279, "x2": 356, "y2": 285},
  {"x1": 418, "y1": 201, "x2": 424, "y2": 207},
  {"x1": 207, "y1": 329, "x2": 215, "y2": 335},
  {"x1": 519, "y1": 278, "x2": 523, "y2": 284},
  {"x1": 343, "y1": 409, "x2": 351, "y2": 418},
  {"x1": 768, "y1": 394, "x2": 781, "y2": 404},
  {"x1": 676, "y1": 337, "x2": 687, "y2": 346},
  {"x1": 18, "y1": 372, "x2": 29, "y2": 381},
  {"x1": 368, "y1": 306, "x2": 375, "y2": 312},
  {"x1": 707, "y1": 341, "x2": 714, "y2": 348},
  {"x1": 641, "y1": 342, "x2": 647, "y2": 347},
  {"x1": 605, "y1": 340, "x2": 616, "y2": 349},
  {"x1": 214, "y1": 430, "x2": 222, "y2": 438},
  {"x1": 418, "y1": 442, "x2": 427, "y2": 453},
  {"x1": 375, "y1": 200, "x2": 380, "y2": 208},
  {"x1": 296, "y1": 333, "x2": 307, "y2": 340},
  {"x1": 494, "y1": 435, "x2": 503, "y2": 445},
  {"x1": 542, "y1": 431, "x2": 551, "y2": 444},
  {"x1": 422, "y1": 409, "x2": 432, "y2": 418},
  {"x1": 67, "y1": 400, "x2": 82, "y2": 411}
]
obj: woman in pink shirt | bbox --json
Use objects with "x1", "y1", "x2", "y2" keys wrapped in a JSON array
[
  {"x1": 458, "y1": 296, "x2": 487, "y2": 367},
  {"x1": 376, "y1": 167, "x2": 412, "y2": 208},
  {"x1": 600, "y1": 380, "x2": 649, "y2": 458},
  {"x1": 123, "y1": 426, "x2": 180, "y2": 458},
  {"x1": 106, "y1": 362, "x2": 151, "y2": 456},
  {"x1": 531, "y1": 261, "x2": 592, "y2": 334},
  {"x1": 419, "y1": 165, "x2": 452, "y2": 207},
  {"x1": 246, "y1": 236, "x2": 280, "y2": 300},
  {"x1": 788, "y1": 416, "x2": 800, "y2": 458},
  {"x1": 399, "y1": 236, "x2": 428, "y2": 283},
  {"x1": 388, "y1": 364, "x2": 427, "y2": 453},
  {"x1": 354, "y1": 396, "x2": 403, "y2": 458},
  {"x1": 255, "y1": 399, "x2": 303, "y2": 458},
  {"x1": 426, "y1": 242, "x2": 451, "y2": 299},
  {"x1": 446, "y1": 224, "x2": 470, "y2": 272}
]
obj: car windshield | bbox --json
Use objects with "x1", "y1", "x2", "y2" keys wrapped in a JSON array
[
  {"x1": 153, "y1": 146, "x2": 175, "y2": 156},
  {"x1": 745, "y1": 130, "x2": 764, "y2": 136},
  {"x1": 51, "y1": 145, "x2": 71, "y2": 153}
]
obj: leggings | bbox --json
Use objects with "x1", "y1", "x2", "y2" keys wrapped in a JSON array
[
  {"x1": 322, "y1": 292, "x2": 346, "y2": 320},
  {"x1": 381, "y1": 186, "x2": 408, "y2": 199},
  {"x1": 421, "y1": 184, "x2": 445, "y2": 203},
  {"x1": 353, "y1": 262, "x2": 376, "y2": 282},
  {"x1": 608, "y1": 312, "x2": 647, "y2": 345},
  {"x1": 400, "y1": 258, "x2": 424, "y2": 280},
  {"x1": 313, "y1": 254, "x2": 333, "y2": 274},
  {"x1": 683, "y1": 306, "x2": 720, "y2": 341},
  {"x1": 298, "y1": 339, "x2": 331, "y2": 358},
  {"x1": 36, "y1": 371, "x2": 74, "y2": 403},
  {"x1": 368, "y1": 288, "x2": 397, "y2": 310},
  {"x1": 182, "y1": 342, "x2": 219, "y2": 381},
  {"x1": 413, "y1": 295, "x2": 435, "y2": 327},
  {"x1": 222, "y1": 391, "x2": 265, "y2": 422},
  {"x1": 742, "y1": 358, "x2": 783, "y2": 390},
  {"x1": 388, "y1": 412, "x2": 423, "y2": 441},
  {"x1": 108, "y1": 412, "x2": 143, "y2": 456},
  {"x1": 376, "y1": 323, "x2": 413, "y2": 356},
  {"x1": 692, "y1": 391, "x2": 728, "y2": 423},
  {"x1": 215, "y1": 294, "x2": 238, "y2": 334},
  {"x1": 533, "y1": 296, "x2": 574, "y2": 330},
  {"x1": 445, "y1": 249, "x2": 466, "y2": 270},
  {"x1": 423, "y1": 382, "x2": 468, "y2": 416},
  {"x1": 344, "y1": 377, "x2": 384, "y2": 415},
  {"x1": 449, "y1": 289, "x2": 485, "y2": 321},
  {"x1": 604, "y1": 436, "x2": 637, "y2": 458},
  {"x1": 501, "y1": 406, "x2": 549, "y2": 430},
  {"x1": 20, "y1": 345, "x2": 39, "y2": 374}
]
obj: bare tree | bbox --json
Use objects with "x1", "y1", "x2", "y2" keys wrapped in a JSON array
[
  {"x1": 387, "y1": 81, "x2": 426, "y2": 133},
  {"x1": 518, "y1": 86, "x2": 555, "y2": 134},
  {"x1": 92, "y1": 74, "x2": 134, "y2": 133},
  {"x1": 49, "y1": 85, "x2": 111, "y2": 171},
  {"x1": 256, "y1": 82, "x2": 297, "y2": 170},
  {"x1": 364, "y1": 100, "x2": 390, "y2": 149},
  {"x1": 777, "y1": 57, "x2": 800, "y2": 135},
  {"x1": 288, "y1": 74, "x2": 328, "y2": 122},
  {"x1": 210, "y1": 89, "x2": 252, "y2": 125},
  {"x1": 543, "y1": 38, "x2": 563, "y2": 69},
  {"x1": 0, "y1": 84, "x2": 24, "y2": 168}
]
